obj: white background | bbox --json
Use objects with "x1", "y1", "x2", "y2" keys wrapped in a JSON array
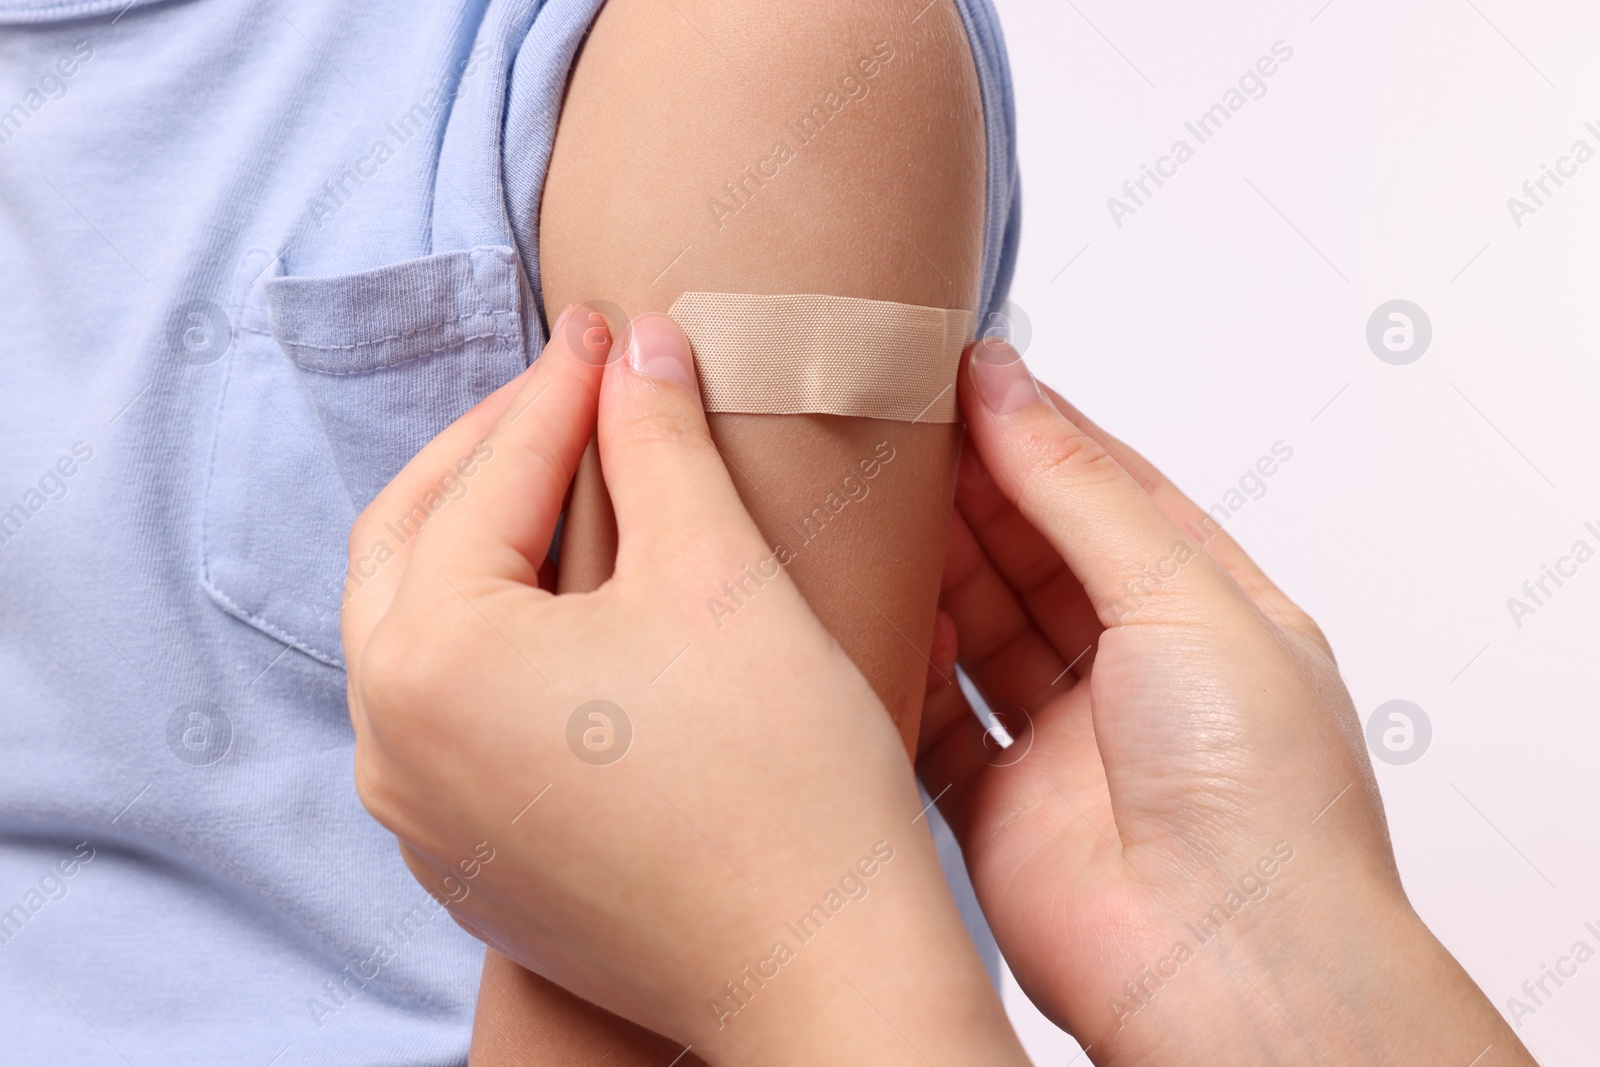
[{"x1": 987, "y1": 0, "x2": 1600, "y2": 1063}]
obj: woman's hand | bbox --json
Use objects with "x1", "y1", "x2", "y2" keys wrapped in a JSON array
[
  {"x1": 340, "y1": 310, "x2": 1027, "y2": 1066},
  {"x1": 918, "y1": 341, "x2": 1538, "y2": 1066}
]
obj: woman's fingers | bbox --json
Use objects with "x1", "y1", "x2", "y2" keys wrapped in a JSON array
[
  {"x1": 404, "y1": 306, "x2": 608, "y2": 592},
  {"x1": 955, "y1": 442, "x2": 1103, "y2": 676},
  {"x1": 961, "y1": 342, "x2": 1251, "y2": 630},
  {"x1": 918, "y1": 511, "x2": 1099, "y2": 833},
  {"x1": 1037, "y1": 383, "x2": 1329, "y2": 654},
  {"x1": 341, "y1": 363, "x2": 538, "y2": 661},
  {"x1": 940, "y1": 508, "x2": 1076, "y2": 708},
  {"x1": 597, "y1": 313, "x2": 767, "y2": 581}
]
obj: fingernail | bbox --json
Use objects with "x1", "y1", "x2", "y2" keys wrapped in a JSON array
[
  {"x1": 971, "y1": 339, "x2": 1042, "y2": 414},
  {"x1": 551, "y1": 304, "x2": 575, "y2": 336},
  {"x1": 625, "y1": 313, "x2": 696, "y2": 388}
]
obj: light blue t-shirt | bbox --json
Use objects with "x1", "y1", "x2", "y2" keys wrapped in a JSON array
[{"x1": 0, "y1": 0, "x2": 1019, "y2": 1062}]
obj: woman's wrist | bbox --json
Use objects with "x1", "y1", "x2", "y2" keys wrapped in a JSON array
[{"x1": 1089, "y1": 875, "x2": 1534, "y2": 1067}]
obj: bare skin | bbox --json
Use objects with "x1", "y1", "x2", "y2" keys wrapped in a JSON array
[
  {"x1": 342, "y1": 312, "x2": 1028, "y2": 1066},
  {"x1": 346, "y1": 323, "x2": 1540, "y2": 1065},
  {"x1": 355, "y1": 1, "x2": 1529, "y2": 1060},
  {"x1": 470, "y1": 0, "x2": 989, "y2": 1058},
  {"x1": 911, "y1": 341, "x2": 1540, "y2": 1066}
]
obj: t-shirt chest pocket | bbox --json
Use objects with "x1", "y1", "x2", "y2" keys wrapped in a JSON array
[{"x1": 202, "y1": 246, "x2": 528, "y2": 668}]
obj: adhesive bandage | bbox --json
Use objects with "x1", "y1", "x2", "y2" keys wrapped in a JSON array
[{"x1": 666, "y1": 292, "x2": 976, "y2": 423}]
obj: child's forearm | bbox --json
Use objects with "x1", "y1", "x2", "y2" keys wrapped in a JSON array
[{"x1": 470, "y1": 949, "x2": 704, "y2": 1065}]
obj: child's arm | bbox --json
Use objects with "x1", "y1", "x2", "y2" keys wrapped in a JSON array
[
  {"x1": 473, "y1": 0, "x2": 987, "y2": 1059},
  {"x1": 470, "y1": 950, "x2": 695, "y2": 1063},
  {"x1": 542, "y1": 0, "x2": 987, "y2": 749}
]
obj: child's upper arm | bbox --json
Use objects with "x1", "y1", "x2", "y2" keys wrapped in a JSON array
[{"x1": 539, "y1": 0, "x2": 988, "y2": 746}]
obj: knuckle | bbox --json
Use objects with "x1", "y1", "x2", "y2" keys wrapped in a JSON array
[
  {"x1": 352, "y1": 741, "x2": 398, "y2": 828},
  {"x1": 1010, "y1": 549, "x2": 1066, "y2": 595},
  {"x1": 619, "y1": 408, "x2": 711, "y2": 456},
  {"x1": 1289, "y1": 606, "x2": 1335, "y2": 661},
  {"x1": 358, "y1": 616, "x2": 456, "y2": 728},
  {"x1": 494, "y1": 428, "x2": 567, "y2": 487},
  {"x1": 1028, "y1": 422, "x2": 1123, "y2": 488},
  {"x1": 352, "y1": 736, "x2": 429, "y2": 851}
]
